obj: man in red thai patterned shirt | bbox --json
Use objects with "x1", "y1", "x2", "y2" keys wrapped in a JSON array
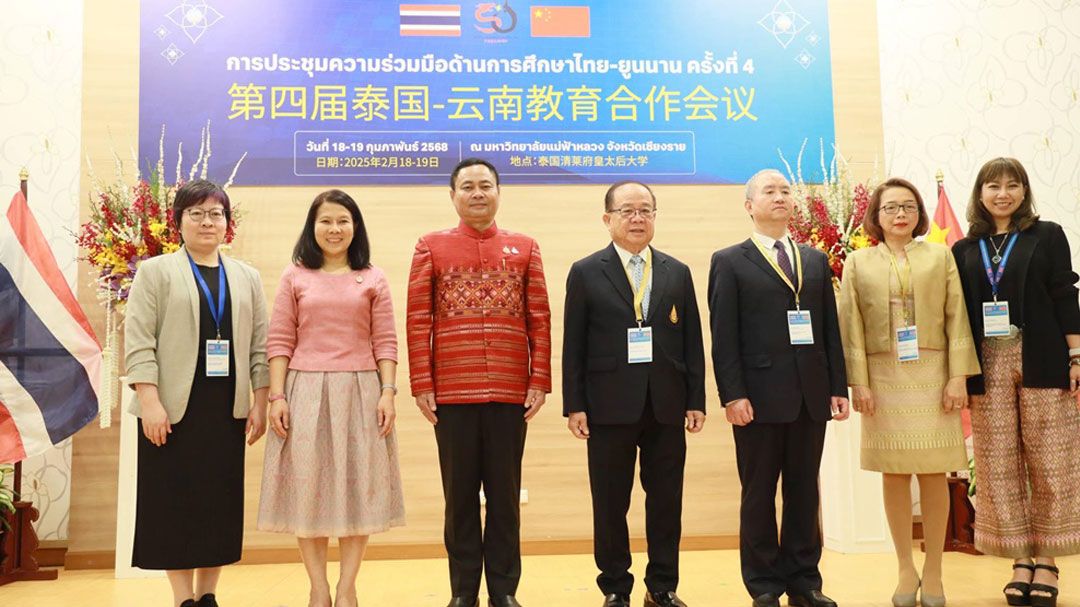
[{"x1": 407, "y1": 158, "x2": 551, "y2": 607}]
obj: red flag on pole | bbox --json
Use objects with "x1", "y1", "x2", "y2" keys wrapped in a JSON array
[
  {"x1": 926, "y1": 173, "x2": 972, "y2": 439},
  {"x1": 928, "y1": 175, "x2": 964, "y2": 246}
]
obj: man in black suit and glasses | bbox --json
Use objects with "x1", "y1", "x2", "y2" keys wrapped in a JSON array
[
  {"x1": 563, "y1": 181, "x2": 706, "y2": 607},
  {"x1": 708, "y1": 169, "x2": 850, "y2": 607}
]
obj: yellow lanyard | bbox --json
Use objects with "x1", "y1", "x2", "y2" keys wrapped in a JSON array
[
  {"x1": 623, "y1": 251, "x2": 653, "y2": 325},
  {"x1": 885, "y1": 248, "x2": 913, "y2": 325},
  {"x1": 751, "y1": 236, "x2": 804, "y2": 308}
]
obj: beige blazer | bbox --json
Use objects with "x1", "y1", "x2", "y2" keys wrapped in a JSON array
[
  {"x1": 124, "y1": 247, "x2": 270, "y2": 423},
  {"x1": 838, "y1": 240, "x2": 980, "y2": 386}
]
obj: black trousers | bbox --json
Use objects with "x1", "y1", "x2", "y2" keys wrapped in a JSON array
[
  {"x1": 434, "y1": 403, "x2": 527, "y2": 598},
  {"x1": 587, "y1": 398, "x2": 686, "y2": 595},
  {"x1": 732, "y1": 404, "x2": 827, "y2": 598}
]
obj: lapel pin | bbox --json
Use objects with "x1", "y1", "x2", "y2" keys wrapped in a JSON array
[
  {"x1": 669, "y1": 304, "x2": 679, "y2": 324},
  {"x1": 502, "y1": 246, "x2": 511, "y2": 254}
]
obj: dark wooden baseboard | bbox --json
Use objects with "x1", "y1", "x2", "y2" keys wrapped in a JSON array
[
  {"x1": 35, "y1": 541, "x2": 67, "y2": 567},
  {"x1": 65, "y1": 535, "x2": 740, "y2": 570}
]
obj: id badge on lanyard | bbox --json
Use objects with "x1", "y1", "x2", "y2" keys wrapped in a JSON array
[
  {"x1": 752, "y1": 237, "x2": 813, "y2": 345},
  {"x1": 627, "y1": 327, "x2": 653, "y2": 364},
  {"x1": 982, "y1": 302, "x2": 1011, "y2": 337},
  {"x1": 896, "y1": 326, "x2": 919, "y2": 361},
  {"x1": 206, "y1": 340, "x2": 231, "y2": 376},
  {"x1": 978, "y1": 233, "x2": 1019, "y2": 338},
  {"x1": 188, "y1": 253, "x2": 231, "y2": 378},
  {"x1": 787, "y1": 310, "x2": 814, "y2": 345},
  {"x1": 888, "y1": 251, "x2": 918, "y2": 361}
]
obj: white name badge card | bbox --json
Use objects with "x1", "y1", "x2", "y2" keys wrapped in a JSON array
[
  {"x1": 206, "y1": 339, "x2": 231, "y2": 377},
  {"x1": 982, "y1": 302, "x2": 1011, "y2": 337},
  {"x1": 627, "y1": 327, "x2": 653, "y2": 364},
  {"x1": 787, "y1": 310, "x2": 814, "y2": 345},
  {"x1": 896, "y1": 326, "x2": 919, "y2": 362}
]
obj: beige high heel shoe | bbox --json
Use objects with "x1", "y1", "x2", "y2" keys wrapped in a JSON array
[
  {"x1": 892, "y1": 579, "x2": 920, "y2": 607},
  {"x1": 920, "y1": 588, "x2": 946, "y2": 607}
]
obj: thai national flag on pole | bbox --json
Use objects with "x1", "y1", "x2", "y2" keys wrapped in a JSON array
[{"x1": 0, "y1": 190, "x2": 101, "y2": 464}]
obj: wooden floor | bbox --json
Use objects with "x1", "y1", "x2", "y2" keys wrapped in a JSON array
[{"x1": 5, "y1": 550, "x2": 1080, "y2": 606}]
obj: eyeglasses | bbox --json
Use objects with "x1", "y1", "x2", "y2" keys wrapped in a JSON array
[
  {"x1": 609, "y1": 207, "x2": 657, "y2": 220},
  {"x1": 185, "y1": 208, "x2": 227, "y2": 222},
  {"x1": 880, "y1": 204, "x2": 919, "y2": 215}
]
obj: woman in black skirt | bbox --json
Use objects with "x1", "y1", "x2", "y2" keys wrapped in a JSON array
[{"x1": 124, "y1": 179, "x2": 269, "y2": 607}]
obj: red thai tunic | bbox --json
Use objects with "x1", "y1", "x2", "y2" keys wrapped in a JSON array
[{"x1": 406, "y1": 220, "x2": 552, "y2": 404}]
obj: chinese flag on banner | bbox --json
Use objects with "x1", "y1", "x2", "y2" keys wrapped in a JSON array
[
  {"x1": 927, "y1": 177, "x2": 973, "y2": 438},
  {"x1": 530, "y1": 5, "x2": 590, "y2": 37}
]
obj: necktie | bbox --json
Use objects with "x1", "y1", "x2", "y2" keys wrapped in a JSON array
[
  {"x1": 630, "y1": 254, "x2": 649, "y2": 321},
  {"x1": 773, "y1": 240, "x2": 795, "y2": 285}
]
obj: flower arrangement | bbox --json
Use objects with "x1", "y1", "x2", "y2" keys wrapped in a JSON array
[
  {"x1": 76, "y1": 123, "x2": 245, "y2": 426},
  {"x1": 779, "y1": 140, "x2": 878, "y2": 283}
]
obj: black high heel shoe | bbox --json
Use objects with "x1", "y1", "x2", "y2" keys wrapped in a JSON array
[
  {"x1": 1004, "y1": 562, "x2": 1035, "y2": 606},
  {"x1": 1029, "y1": 564, "x2": 1059, "y2": 607}
]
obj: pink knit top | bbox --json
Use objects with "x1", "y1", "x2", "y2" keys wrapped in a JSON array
[{"x1": 267, "y1": 264, "x2": 397, "y2": 371}]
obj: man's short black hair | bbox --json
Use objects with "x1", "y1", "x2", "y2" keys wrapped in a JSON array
[{"x1": 450, "y1": 158, "x2": 500, "y2": 190}]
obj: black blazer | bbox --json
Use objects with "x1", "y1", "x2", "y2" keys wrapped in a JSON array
[
  {"x1": 707, "y1": 239, "x2": 847, "y2": 424},
  {"x1": 562, "y1": 244, "x2": 706, "y2": 425},
  {"x1": 953, "y1": 220, "x2": 1080, "y2": 394}
]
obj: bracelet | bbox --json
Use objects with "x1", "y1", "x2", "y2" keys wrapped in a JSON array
[
  {"x1": 1070, "y1": 348, "x2": 1080, "y2": 357},
  {"x1": 269, "y1": 393, "x2": 286, "y2": 402},
  {"x1": 1069, "y1": 358, "x2": 1080, "y2": 367},
  {"x1": 380, "y1": 384, "x2": 398, "y2": 395}
]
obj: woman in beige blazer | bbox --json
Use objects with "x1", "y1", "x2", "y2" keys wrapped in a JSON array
[
  {"x1": 124, "y1": 179, "x2": 269, "y2": 607},
  {"x1": 839, "y1": 177, "x2": 980, "y2": 607}
]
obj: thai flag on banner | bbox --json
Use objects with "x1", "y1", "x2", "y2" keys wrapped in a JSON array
[
  {"x1": 0, "y1": 190, "x2": 101, "y2": 464},
  {"x1": 399, "y1": 4, "x2": 462, "y2": 36}
]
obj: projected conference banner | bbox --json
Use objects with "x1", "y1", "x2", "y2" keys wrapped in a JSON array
[{"x1": 139, "y1": 1, "x2": 835, "y2": 185}]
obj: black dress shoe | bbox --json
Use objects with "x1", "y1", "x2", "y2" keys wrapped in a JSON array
[
  {"x1": 645, "y1": 590, "x2": 688, "y2": 607},
  {"x1": 446, "y1": 597, "x2": 479, "y2": 607},
  {"x1": 180, "y1": 601, "x2": 198, "y2": 607},
  {"x1": 752, "y1": 594, "x2": 780, "y2": 607},
  {"x1": 488, "y1": 596, "x2": 522, "y2": 607},
  {"x1": 787, "y1": 589, "x2": 837, "y2": 607},
  {"x1": 603, "y1": 594, "x2": 631, "y2": 607},
  {"x1": 197, "y1": 594, "x2": 219, "y2": 607}
]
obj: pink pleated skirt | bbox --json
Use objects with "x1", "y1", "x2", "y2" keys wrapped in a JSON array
[{"x1": 258, "y1": 370, "x2": 405, "y2": 538}]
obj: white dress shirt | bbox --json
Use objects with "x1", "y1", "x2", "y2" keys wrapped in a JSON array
[{"x1": 752, "y1": 231, "x2": 796, "y2": 269}]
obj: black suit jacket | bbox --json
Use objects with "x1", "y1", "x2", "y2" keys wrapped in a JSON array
[
  {"x1": 562, "y1": 244, "x2": 706, "y2": 425},
  {"x1": 953, "y1": 220, "x2": 1080, "y2": 394},
  {"x1": 708, "y1": 239, "x2": 847, "y2": 424}
]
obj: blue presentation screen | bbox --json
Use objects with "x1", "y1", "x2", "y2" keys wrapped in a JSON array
[{"x1": 139, "y1": 0, "x2": 835, "y2": 185}]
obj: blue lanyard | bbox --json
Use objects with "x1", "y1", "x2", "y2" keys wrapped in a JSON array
[
  {"x1": 187, "y1": 253, "x2": 227, "y2": 339},
  {"x1": 978, "y1": 232, "x2": 1019, "y2": 301}
]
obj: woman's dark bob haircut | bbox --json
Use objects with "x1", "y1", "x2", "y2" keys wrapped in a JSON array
[
  {"x1": 292, "y1": 189, "x2": 371, "y2": 270},
  {"x1": 173, "y1": 179, "x2": 231, "y2": 239}
]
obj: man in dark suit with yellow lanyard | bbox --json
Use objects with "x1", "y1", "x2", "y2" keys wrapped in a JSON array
[
  {"x1": 563, "y1": 181, "x2": 706, "y2": 607},
  {"x1": 708, "y1": 169, "x2": 850, "y2": 607}
]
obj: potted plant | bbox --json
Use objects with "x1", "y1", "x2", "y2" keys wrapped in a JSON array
[{"x1": 0, "y1": 464, "x2": 16, "y2": 566}]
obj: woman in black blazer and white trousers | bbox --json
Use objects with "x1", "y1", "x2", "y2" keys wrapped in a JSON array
[{"x1": 953, "y1": 157, "x2": 1080, "y2": 607}]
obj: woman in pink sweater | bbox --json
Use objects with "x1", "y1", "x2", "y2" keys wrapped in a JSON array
[{"x1": 258, "y1": 190, "x2": 405, "y2": 607}]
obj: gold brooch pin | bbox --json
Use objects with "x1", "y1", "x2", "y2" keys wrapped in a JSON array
[{"x1": 669, "y1": 304, "x2": 678, "y2": 324}]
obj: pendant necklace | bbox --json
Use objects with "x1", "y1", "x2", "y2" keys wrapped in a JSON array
[{"x1": 989, "y1": 233, "x2": 1009, "y2": 264}]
